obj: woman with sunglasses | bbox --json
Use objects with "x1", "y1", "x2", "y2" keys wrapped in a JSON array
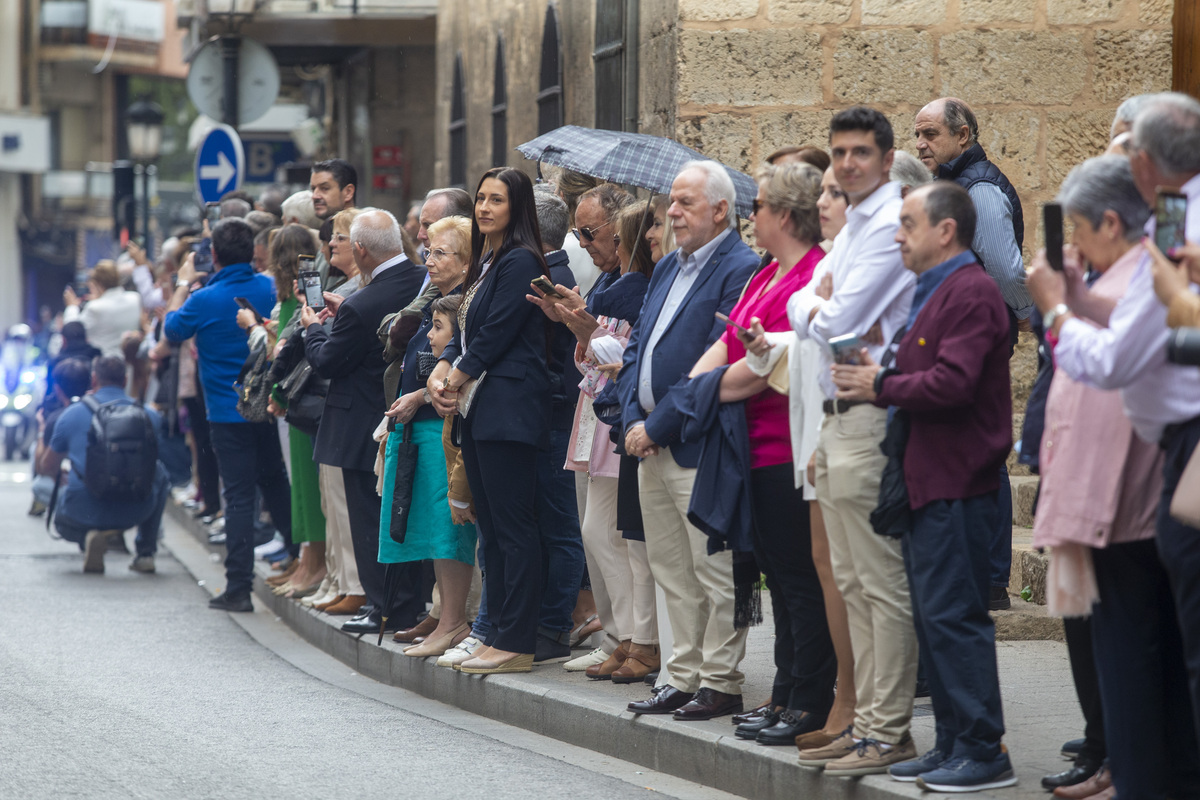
[{"x1": 428, "y1": 167, "x2": 553, "y2": 675}]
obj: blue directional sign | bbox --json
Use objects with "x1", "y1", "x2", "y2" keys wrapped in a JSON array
[{"x1": 194, "y1": 124, "x2": 245, "y2": 204}]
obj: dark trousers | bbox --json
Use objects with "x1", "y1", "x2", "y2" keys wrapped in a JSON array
[
  {"x1": 461, "y1": 432, "x2": 542, "y2": 654},
  {"x1": 1092, "y1": 540, "x2": 1200, "y2": 800},
  {"x1": 990, "y1": 465, "x2": 1012, "y2": 587},
  {"x1": 342, "y1": 466, "x2": 421, "y2": 627},
  {"x1": 904, "y1": 492, "x2": 1005, "y2": 761},
  {"x1": 536, "y1": 428, "x2": 586, "y2": 640},
  {"x1": 1062, "y1": 616, "x2": 1105, "y2": 766},
  {"x1": 209, "y1": 421, "x2": 292, "y2": 597},
  {"x1": 750, "y1": 463, "x2": 836, "y2": 714},
  {"x1": 55, "y1": 463, "x2": 171, "y2": 558},
  {"x1": 1157, "y1": 416, "x2": 1200, "y2": 745},
  {"x1": 183, "y1": 392, "x2": 221, "y2": 514}
]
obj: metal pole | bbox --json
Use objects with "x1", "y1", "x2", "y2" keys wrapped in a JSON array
[
  {"x1": 140, "y1": 165, "x2": 150, "y2": 248},
  {"x1": 221, "y1": 35, "x2": 240, "y2": 128}
]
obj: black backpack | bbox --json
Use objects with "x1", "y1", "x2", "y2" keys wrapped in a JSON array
[{"x1": 80, "y1": 396, "x2": 158, "y2": 502}]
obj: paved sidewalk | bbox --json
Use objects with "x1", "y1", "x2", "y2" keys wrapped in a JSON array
[{"x1": 165, "y1": 503, "x2": 1083, "y2": 800}]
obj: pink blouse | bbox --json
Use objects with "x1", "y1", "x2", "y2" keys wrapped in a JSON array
[{"x1": 721, "y1": 246, "x2": 823, "y2": 469}]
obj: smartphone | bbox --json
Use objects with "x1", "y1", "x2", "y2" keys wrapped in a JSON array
[
  {"x1": 829, "y1": 333, "x2": 864, "y2": 365},
  {"x1": 1156, "y1": 189, "x2": 1188, "y2": 262},
  {"x1": 1043, "y1": 203, "x2": 1064, "y2": 272},
  {"x1": 235, "y1": 296, "x2": 265, "y2": 324},
  {"x1": 531, "y1": 275, "x2": 564, "y2": 299},
  {"x1": 715, "y1": 311, "x2": 752, "y2": 339},
  {"x1": 298, "y1": 258, "x2": 324, "y2": 311},
  {"x1": 205, "y1": 202, "x2": 221, "y2": 225},
  {"x1": 190, "y1": 239, "x2": 213, "y2": 273}
]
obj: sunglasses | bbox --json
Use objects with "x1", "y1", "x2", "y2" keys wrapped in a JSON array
[
  {"x1": 752, "y1": 198, "x2": 767, "y2": 215},
  {"x1": 572, "y1": 220, "x2": 613, "y2": 243}
]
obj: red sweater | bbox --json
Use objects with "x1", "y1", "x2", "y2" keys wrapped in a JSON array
[{"x1": 875, "y1": 263, "x2": 1012, "y2": 510}]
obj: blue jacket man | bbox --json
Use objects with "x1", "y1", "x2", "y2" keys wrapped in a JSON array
[{"x1": 165, "y1": 217, "x2": 292, "y2": 613}]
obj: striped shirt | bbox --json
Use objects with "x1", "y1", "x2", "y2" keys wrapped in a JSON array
[{"x1": 969, "y1": 181, "x2": 1034, "y2": 319}]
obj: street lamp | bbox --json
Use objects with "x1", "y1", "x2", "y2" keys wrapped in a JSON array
[{"x1": 125, "y1": 97, "x2": 164, "y2": 252}]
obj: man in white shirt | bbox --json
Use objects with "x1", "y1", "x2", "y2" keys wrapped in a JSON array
[
  {"x1": 789, "y1": 107, "x2": 919, "y2": 776},
  {"x1": 63, "y1": 260, "x2": 142, "y2": 358}
]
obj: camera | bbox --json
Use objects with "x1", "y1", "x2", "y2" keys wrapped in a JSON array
[{"x1": 1167, "y1": 328, "x2": 1200, "y2": 367}]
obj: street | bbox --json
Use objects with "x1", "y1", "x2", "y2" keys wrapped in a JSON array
[{"x1": 0, "y1": 469, "x2": 737, "y2": 800}]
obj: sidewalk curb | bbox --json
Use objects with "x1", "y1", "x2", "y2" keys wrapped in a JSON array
[{"x1": 164, "y1": 503, "x2": 936, "y2": 800}]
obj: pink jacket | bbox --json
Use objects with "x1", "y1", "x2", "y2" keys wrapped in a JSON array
[
  {"x1": 565, "y1": 318, "x2": 631, "y2": 478},
  {"x1": 1033, "y1": 244, "x2": 1162, "y2": 549}
]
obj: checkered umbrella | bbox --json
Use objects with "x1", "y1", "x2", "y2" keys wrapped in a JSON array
[{"x1": 516, "y1": 125, "x2": 758, "y2": 217}]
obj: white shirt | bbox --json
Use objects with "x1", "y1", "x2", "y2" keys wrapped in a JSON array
[
  {"x1": 637, "y1": 227, "x2": 735, "y2": 412},
  {"x1": 1055, "y1": 171, "x2": 1200, "y2": 443},
  {"x1": 564, "y1": 236, "x2": 601, "y2": 296},
  {"x1": 63, "y1": 286, "x2": 143, "y2": 358},
  {"x1": 370, "y1": 251, "x2": 409, "y2": 280},
  {"x1": 788, "y1": 180, "x2": 914, "y2": 399}
]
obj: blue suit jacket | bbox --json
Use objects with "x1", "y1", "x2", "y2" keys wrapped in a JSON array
[{"x1": 617, "y1": 230, "x2": 759, "y2": 468}]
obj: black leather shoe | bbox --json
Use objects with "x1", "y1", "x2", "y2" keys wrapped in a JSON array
[
  {"x1": 627, "y1": 685, "x2": 695, "y2": 715},
  {"x1": 644, "y1": 668, "x2": 660, "y2": 686},
  {"x1": 755, "y1": 709, "x2": 826, "y2": 745},
  {"x1": 731, "y1": 701, "x2": 772, "y2": 726},
  {"x1": 734, "y1": 707, "x2": 780, "y2": 739},
  {"x1": 989, "y1": 585, "x2": 1011, "y2": 610},
  {"x1": 673, "y1": 688, "x2": 743, "y2": 721},
  {"x1": 341, "y1": 612, "x2": 403, "y2": 635},
  {"x1": 1042, "y1": 760, "x2": 1102, "y2": 790},
  {"x1": 347, "y1": 605, "x2": 377, "y2": 624},
  {"x1": 208, "y1": 591, "x2": 253, "y2": 612},
  {"x1": 1061, "y1": 738, "x2": 1084, "y2": 759}
]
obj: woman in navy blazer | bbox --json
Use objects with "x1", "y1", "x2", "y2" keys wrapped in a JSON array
[{"x1": 430, "y1": 167, "x2": 552, "y2": 674}]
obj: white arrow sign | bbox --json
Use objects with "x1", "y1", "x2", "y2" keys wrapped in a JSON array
[{"x1": 200, "y1": 151, "x2": 236, "y2": 193}]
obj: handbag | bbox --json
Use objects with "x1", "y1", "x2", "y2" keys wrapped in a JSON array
[
  {"x1": 387, "y1": 419, "x2": 419, "y2": 544},
  {"x1": 1170, "y1": 444, "x2": 1200, "y2": 528},
  {"x1": 278, "y1": 358, "x2": 328, "y2": 437},
  {"x1": 234, "y1": 345, "x2": 273, "y2": 423},
  {"x1": 870, "y1": 409, "x2": 912, "y2": 538},
  {"x1": 766, "y1": 346, "x2": 789, "y2": 395}
]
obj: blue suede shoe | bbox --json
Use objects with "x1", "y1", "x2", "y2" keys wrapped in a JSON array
[
  {"x1": 916, "y1": 752, "x2": 1019, "y2": 793},
  {"x1": 888, "y1": 748, "x2": 948, "y2": 782}
]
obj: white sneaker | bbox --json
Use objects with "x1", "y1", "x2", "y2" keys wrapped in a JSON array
[
  {"x1": 563, "y1": 646, "x2": 609, "y2": 672},
  {"x1": 436, "y1": 636, "x2": 482, "y2": 667},
  {"x1": 171, "y1": 483, "x2": 197, "y2": 504},
  {"x1": 302, "y1": 577, "x2": 336, "y2": 608},
  {"x1": 254, "y1": 537, "x2": 286, "y2": 559}
]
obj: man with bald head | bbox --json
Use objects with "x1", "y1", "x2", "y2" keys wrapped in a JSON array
[
  {"x1": 302, "y1": 208, "x2": 427, "y2": 635},
  {"x1": 914, "y1": 96, "x2": 1030, "y2": 611}
]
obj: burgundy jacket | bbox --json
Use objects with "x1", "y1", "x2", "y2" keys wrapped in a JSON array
[{"x1": 875, "y1": 262, "x2": 1012, "y2": 509}]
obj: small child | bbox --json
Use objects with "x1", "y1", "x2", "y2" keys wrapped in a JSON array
[{"x1": 427, "y1": 294, "x2": 474, "y2": 525}]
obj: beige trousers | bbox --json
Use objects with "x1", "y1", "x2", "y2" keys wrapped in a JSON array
[
  {"x1": 814, "y1": 404, "x2": 916, "y2": 745},
  {"x1": 639, "y1": 449, "x2": 747, "y2": 695},
  {"x1": 320, "y1": 464, "x2": 364, "y2": 597}
]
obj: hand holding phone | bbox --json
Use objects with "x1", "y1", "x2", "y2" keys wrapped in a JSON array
[
  {"x1": 234, "y1": 296, "x2": 265, "y2": 325},
  {"x1": 1043, "y1": 203, "x2": 1064, "y2": 272},
  {"x1": 715, "y1": 311, "x2": 753, "y2": 341},
  {"x1": 829, "y1": 333, "x2": 864, "y2": 365},
  {"x1": 531, "y1": 275, "x2": 564, "y2": 299},
  {"x1": 298, "y1": 255, "x2": 324, "y2": 311},
  {"x1": 1156, "y1": 189, "x2": 1189, "y2": 262}
]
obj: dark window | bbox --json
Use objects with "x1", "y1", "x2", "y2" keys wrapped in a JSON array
[
  {"x1": 537, "y1": 4, "x2": 564, "y2": 135},
  {"x1": 450, "y1": 53, "x2": 466, "y2": 188},
  {"x1": 492, "y1": 36, "x2": 508, "y2": 167},
  {"x1": 593, "y1": 0, "x2": 624, "y2": 132}
]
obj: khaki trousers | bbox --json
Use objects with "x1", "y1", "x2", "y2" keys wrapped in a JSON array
[
  {"x1": 320, "y1": 464, "x2": 364, "y2": 597},
  {"x1": 578, "y1": 472, "x2": 659, "y2": 651},
  {"x1": 814, "y1": 404, "x2": 917, "y2": 745},
  {"x1": 639, "y1": 448, "x2": 747, "y2": 695}
]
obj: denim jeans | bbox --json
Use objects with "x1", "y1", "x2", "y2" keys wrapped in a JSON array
[
  {"x1": 54, "y1": 463, "x2": 171, "y2": 558},
  {"x1": 210, "y1": 421, "x2": 292, "y2": 597},
  {"x1": 470, "y1": 533, "x2": 492, "y2": 641},
  {"x1": 990, "y1": 465, "x2": 1012, "y2": 587},
  {"x1": 535, "y1": 428, "x2": 586, "y2": 642}
]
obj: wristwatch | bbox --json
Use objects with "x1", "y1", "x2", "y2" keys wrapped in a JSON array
[
  {"x1": 176, "y1": 278, "x2": 191, "y2": 289},
  {"x1": 1042, "y1": 303, "x2": 1071, "y2": 331},
  {"x1": 422, "y1": 388, "x2": 431, "y2": 404}
]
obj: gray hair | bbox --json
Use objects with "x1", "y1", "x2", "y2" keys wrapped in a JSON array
[
  {"x1": 1057, "y1": 155, "x2": 1150, "y2": 242},
  {"x1": 679, "y1": 160, "x2": 737, "y2": 229},
  {"x1": 940, "y1": 97, "x2": 979, "y2": 145},
  {"x1": 220, "y1": 197, "x2": 252, "y2": 219},
  {"x1": 1112, "y1": 94, "x2": 1153, "y2": 137},
  {"x1": 753, "y1": 161, "x2": 823, "y2": 245},
  {"x1": 891, "y1": 150, "x2": 933, "y2": 190},
  {"x1": 350, "y1": 208, "x2": 406, "y2": 257},
  {"x1": 534, "y1": 192, "x2": 570, "y2": 251},
  {"x1": 281, "y1": 191, "x2": 322, "y2": 229},
  {"x1": 424, "y1": 187, "x2": 473, "y2": 219},
  {"x1": 1132, "y1": 92, "x2": 1200, "y2": 178}
]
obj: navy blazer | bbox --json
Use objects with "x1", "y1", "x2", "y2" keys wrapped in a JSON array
[
  {"x1": 545, "y1": 249, "x2": 580, "y2": 429},
  {"x1": 448, "y1": 247, "x2": 551, "y2": 448},
  {"x1": 617, "y1": 229, "x2": 759, "y2": 468}
]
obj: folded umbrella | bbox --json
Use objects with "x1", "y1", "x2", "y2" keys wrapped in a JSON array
[{"x1": 516, "y1": 125, "x2": 758, "y2": 217}]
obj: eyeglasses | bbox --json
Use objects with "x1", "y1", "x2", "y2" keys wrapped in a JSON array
[
  {"x1": 426, "y1": 248, "x2": 454, "y2": 262},
  {"x1": 331, "y1": 233, "x2": 350, "y2": 243},
  {"x1": 572, "y1": 220, "x2": 612, "y2": 243}
]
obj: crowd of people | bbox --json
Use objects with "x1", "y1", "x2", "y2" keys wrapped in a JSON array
[{"x1": 38, "y1": 90, "x2": 1200, "y2": 795}]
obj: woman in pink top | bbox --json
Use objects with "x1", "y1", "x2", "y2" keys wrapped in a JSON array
[
  {"x1": 1028, "y1": 155, "x2": 1195, "y2": 796},
  {"x1": 690, "y1": 161, "x2": 835, "y2": 744}
]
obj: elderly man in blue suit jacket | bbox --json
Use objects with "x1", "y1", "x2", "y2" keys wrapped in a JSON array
[{"x1": 619, "y1": 161, "x2": 759, "y2": 722}]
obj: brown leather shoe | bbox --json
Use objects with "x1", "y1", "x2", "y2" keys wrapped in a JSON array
[
  {"x1": 731, "y1": 700, "x2": 773, "y2": 726},
  {"x1": 324, "y1": 595, "x2": 367, "y2": 616},
  {"x1": 265, "y1": 559, "x2": 299, "y2": 587},
  {"x1": 393, "y1": 614, "x2": 439, "y2": 643},
  {"x1": 586, "y1": 642, "x2": 630, "y2": 680},
  {"x1": 611, "y1": 643, "x2": 660, "y2": 684},
  {"x1": 627, "y1": 685, "x2": 695, "y2": 715},
  {"x1": 673, "y1": 688, "x2": 743, "y2": 721},
  {"x1": 1054, "y1": 766, "x2": 1112, "y2": 799},
  {"x1": 314, "y1": 594, "x2": 346, "y2": 612}
]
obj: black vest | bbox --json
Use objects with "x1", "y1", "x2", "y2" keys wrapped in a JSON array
[{"x1": 936, "y1": 143, "x2": 1024, "y2": 249}]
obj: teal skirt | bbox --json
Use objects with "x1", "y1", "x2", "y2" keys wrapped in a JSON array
[{"x1": 378, "y1": 417, "x2": 476, "y2": 565}]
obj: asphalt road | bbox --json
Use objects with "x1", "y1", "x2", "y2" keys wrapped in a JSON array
[{"x1": 0, "y1": 468, "x2": 738, "y2": 800}]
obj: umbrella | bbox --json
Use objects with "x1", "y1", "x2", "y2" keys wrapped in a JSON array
[
  {"x1": 378, "y1": 419, "x2": 419, "y2": 645},
  {"x1": 516, "y1": 125, "x2": 758, "y2": 217}
]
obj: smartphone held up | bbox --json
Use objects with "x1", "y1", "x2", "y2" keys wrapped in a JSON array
[
  {"x1": 298, "y1": 255, "x2": 324, "y2": 311},
  {"x1": 1155, "y1": 188, "x2": 1188, "y2": 261},
  {"x1": 1043, "y1": 202, "x2": 1064, "y2": 272}
]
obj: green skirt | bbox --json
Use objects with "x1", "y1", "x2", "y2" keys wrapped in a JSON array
[
  {"x1": 288, "y1": 426, "x2": 325, "y2": 542},
  {"x1": 378, "y1": 417, "x2": 476, "y2": 565}
]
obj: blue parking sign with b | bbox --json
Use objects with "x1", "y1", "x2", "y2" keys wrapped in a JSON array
[{"x1": 195, "y1": 125, "x2": 245, "y2": 204}]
